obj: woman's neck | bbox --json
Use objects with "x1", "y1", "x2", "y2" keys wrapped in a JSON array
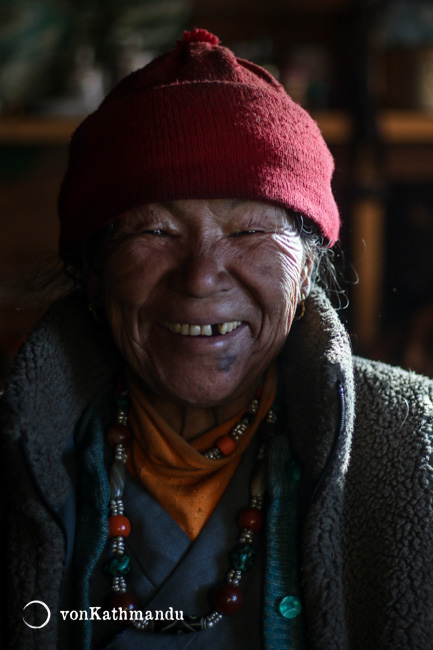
[{"x1": 142, "y1": 387, "x2": 258, "y2": 441}]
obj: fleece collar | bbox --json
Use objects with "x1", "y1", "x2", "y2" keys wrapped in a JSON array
[
  {"x1": 1, "y1": 291, "x2": 120, "y2": 512},
  {"x1": 280, "y1": 288, "x2": 355, "y2": 482}
]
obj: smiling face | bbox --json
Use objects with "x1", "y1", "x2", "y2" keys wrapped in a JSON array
[{"x1": 93, "y1": 199, "x2": 312, "y2": 413}]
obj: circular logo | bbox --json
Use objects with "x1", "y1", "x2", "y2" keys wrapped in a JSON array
[{"x1": 23, "y1": 600, "x2": 51, "y2": 629}]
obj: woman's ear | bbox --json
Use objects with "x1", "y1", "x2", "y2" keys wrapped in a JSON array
[{"x1": 299, "y1": 253, "x2": 314, "y2": 299}]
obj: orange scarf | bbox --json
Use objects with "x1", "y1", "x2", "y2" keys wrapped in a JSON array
[{"x1": 126, "y1": 368, "x2": 277, "y2": 540}]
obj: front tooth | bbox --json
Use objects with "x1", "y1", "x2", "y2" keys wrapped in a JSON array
[
  {"x1": 181, "y1": 323, "x2": 189, "y2": 335},
  {"x1": 173, "y1": 323, "x2": 181, "y2": 333},
  {"x1": 201, "y1": 325, "x2": 212, "y2": 336},
  {"x1": 218, "y1": 323, "x2": 228, "y2": 335},
  {"x1": 190, "y1": 325, "x2": 201, "y2": 336}
]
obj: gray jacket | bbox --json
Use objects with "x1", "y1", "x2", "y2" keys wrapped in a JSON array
[{"x1": 1, "y1": 288, "x2": 433, "y2": 649}]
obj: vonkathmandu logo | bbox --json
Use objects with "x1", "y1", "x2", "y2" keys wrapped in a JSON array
[
  {"x1": 59, "y1": 607, "x2": 184, "y2": 623},
  {"x1": 22, "y1": 601, "x2": 184, "y2": 628},
  {"x1": 23, "y1": 601, "x2": 51, "y2": 629}
]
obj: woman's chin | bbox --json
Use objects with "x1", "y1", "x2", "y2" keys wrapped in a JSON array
[
  {"x1": 143, "y1": 365, "x2": 256, "y2": 411},
  {"x1": 157, "y1": 380, "x2": 246, "y2": 410}
]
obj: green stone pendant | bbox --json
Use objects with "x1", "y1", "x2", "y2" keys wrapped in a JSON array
[
  {"x1": 230, "y1": 543, "x2": 256, "y2": 572},
  {"x1": 278, "y1": 595, "x2": 302, "y2": 619}
]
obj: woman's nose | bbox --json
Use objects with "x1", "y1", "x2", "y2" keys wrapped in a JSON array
[{"x1": 167, "y1": 243, "x2": 234, "y2": 298}]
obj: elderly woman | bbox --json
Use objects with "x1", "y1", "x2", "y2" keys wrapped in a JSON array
[{"x1": 2, "y1": 29, "x2": 433, "y2": 650}]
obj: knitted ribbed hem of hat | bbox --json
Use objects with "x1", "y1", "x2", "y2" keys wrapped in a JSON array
[{"x1": 58, "y1": 28, "x2": 340, "y2": 256}]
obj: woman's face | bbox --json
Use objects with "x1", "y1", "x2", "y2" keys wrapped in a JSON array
[{"x1": 96, "y1": 199, "x2": 312, "y2": 408}]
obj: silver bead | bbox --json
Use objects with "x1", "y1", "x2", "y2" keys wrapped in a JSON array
[
  {"x1": 110, "y1": 536, "x2": 125, "y2": 555},
  {"x1": 248, "y1": 399, "x2": 259, "y2": 414},
  {"x1": 132, "y1": 617, "x2": 149, "y2": 630},
  {"x1": 206, "y1": 611, "x2": 223, "y2": 627},
  {"x1": 232, "y1": 423, "x2": 247, "y2": 441},
  {"x1": 227, "y1": 569, "x2": 242, "y2": 585},
  {"x1": 115, "y1": 444, "x2": 128, "y2": 463},
  {"x1": 250, "y1": 496, "x2": 263, "y2": 509},
  {"x1": 266, "y1": 409, "x2": 277, "y2": 423},
  {"x1": 239, "y1": 528, "x2": 254, "y2": 543},
  {"x1": 109, "y1": 498, "x2": 125, "y2": 516},
  {"x1": 203, "y1": 448, "x2": 222, "y2": 459},
  {"x1": 112, "y1": 576, "x2": 127, "y2": 593}
]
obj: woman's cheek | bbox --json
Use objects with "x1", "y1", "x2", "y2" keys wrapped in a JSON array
[{"x1": 102, "y1": 250, "x2": 151, "y2": 306}]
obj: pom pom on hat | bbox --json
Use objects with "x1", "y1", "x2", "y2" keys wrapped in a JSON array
[
  {"x1": 58, "y1": 29, "x2": 340, "y2": 255},
  {"x1": 179, "y1": 28, "x2": 221, "y2": 46}
]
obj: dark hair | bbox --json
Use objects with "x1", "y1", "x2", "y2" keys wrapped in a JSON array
[{"x1": 289, "y1": 211, "x2": 345, "y2": 305}]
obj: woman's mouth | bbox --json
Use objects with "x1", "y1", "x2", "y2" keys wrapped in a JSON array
[{"x1": 161, "y1": 320, "x2": 242, "y2": 336}]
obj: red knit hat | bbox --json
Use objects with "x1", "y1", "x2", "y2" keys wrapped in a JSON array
[{"x1": 58, "y1": 28, "x2": 340, "y2": 255}]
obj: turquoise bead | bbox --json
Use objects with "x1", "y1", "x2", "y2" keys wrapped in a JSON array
[
  {"x1": 278, "y1": 595, "x2": 302, "y2": 619},
  {"x1": 230, "y1": 543, "x2": 256, "y2": 572},
  {"x1": 105, "y1": 555, "x2": 131, "y2": 576}
]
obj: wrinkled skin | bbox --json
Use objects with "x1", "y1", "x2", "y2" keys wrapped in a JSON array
[{"x1": 90, "y1": 199, "x2": 312, "y2": 438}]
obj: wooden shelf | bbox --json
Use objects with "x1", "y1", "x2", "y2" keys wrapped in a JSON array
[
  {"x1": 1, "y1": 111, "x2": 433, "y2": 147},
  {"x1": 379, "y1": 111, "x2": 433, "y2": 144},
  {"x1": 0, "y1": 116, "x2": 81, "y2": 145}
]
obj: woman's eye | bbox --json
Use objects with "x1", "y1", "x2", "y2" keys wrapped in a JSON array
[
  {"x1": 231, "y1": 229, "x2": 264, "y2": 237},
  {"x1": 142, "y1": 229, "x2": 166, "y2": 236}
]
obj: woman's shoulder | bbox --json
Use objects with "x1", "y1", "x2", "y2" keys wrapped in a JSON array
[
  {"x1": 353, "y1": 355, "x2": 433, "y2": 434},
  {"x1": 5, "y1": 291, "x2": 118, "y2": 384},
  {"x1": 1, "y1": 291, "x2": 120, "y2": 433},
  {"x1": 353, "y1": 354, "x2": 433, "y2": 393}
]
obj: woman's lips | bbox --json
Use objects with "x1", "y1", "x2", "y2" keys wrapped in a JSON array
[{"x1": 161, "y1": 320, "x2": 243, "y2": 336}]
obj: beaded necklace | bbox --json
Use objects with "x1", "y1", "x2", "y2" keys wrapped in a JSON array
[{"x1": 103, "y1": 382, "x2": 280, "y2": 634}]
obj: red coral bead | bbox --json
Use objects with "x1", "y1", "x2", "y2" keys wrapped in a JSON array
[
  {"x1": 107, "y1": 423, "x2": 131, "y2": 447},
  {"x1": 211, "y1": 583, "x2": 243, "y2": 615},
  {"x1": 238, "y1": 507, "x2": 263, "y2": 533},
  {"x1": 108, "y1": 515, "x2": 131, "y2": 538},
  {"x1": 111, "y1": 592, "x2": 139, "y2": 612},
  {"x1": 216, "y1": 435, "x2": 236, "y2": 456}
]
